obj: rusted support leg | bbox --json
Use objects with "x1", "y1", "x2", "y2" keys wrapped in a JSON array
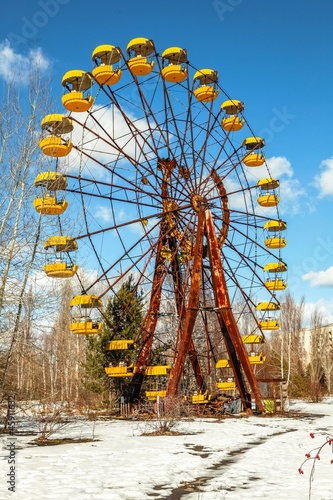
[
  {"x1": 205, "y1": 210, "x2": 265, "y2": 413},
  {"x1": 167, "y1": 208, "x2": 205, "y2": 397},
  {"x1": 169, "y1": 238, "x2": 206, "y2": 392}
]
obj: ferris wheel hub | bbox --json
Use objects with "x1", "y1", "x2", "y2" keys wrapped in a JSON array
[{"x1": 191, "y1": 194, "x2": 206, "y2": 212}]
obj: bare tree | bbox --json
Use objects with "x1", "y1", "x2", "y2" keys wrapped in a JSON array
[
  {"x1": 321, "y1": 325, "x2": 333, "y2": 394},
  {"x1": 280, "y1": 292, "x2": 305, "y2": 390},
  {"x1": 309, "y1": 310, "x2": 326, "y2": 402},
  {"x1": 0, "y1": 66, "x2": 52, "y2": 394}
]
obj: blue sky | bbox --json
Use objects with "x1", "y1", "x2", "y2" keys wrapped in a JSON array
[{"x1": 1, "y1": 0, "x2": 333, "y2": 325}]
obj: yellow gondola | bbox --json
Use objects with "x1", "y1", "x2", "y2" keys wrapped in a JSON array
[
  {"x1": 216, "y1": 380, "x2": 237, "y2": 391},
  {"x1": 243, "y1": 137, "x2": 265, "y2": 166},
  {"x1": 105, "y1": 365, "x2": 135, "y2": 377},
  {"x1": 106, "y1": 339, "x2": 136, "y2": 350},
  {"x1": 44, "y1": 262, "x2": 78, "y2": 278},
  {"x1": 264, "y1": 262, "x2": 287, "y2": 273},
  {"x1": 258, "y1": 194, "x2": 280, "y2": 207},
  {"x1": 259, "y1": 320, "x2": 281, "y2": 330},
  {"x1": 61, "y1": 70, "x2": 93, "y2": 112},
  {"x1": 43, "y1": 236, "x2": 78, "y2": 278},
  {"x1": 257, "y1": 178, "x2": 280, "y2": 191},
  {"x1": 221, "y1": 99, "x2": 244, "y2": 131},
  {"x1": 193, "y1": 69, "x2": 219, "y2": 102},
  {"x1": 39, "y1": 136, "x2": 72, "y2": 157},
  {"x1": 126, "y1": 37, "x2": 155, "y2": 76},
  {"x1": 70, "y1": 294, "x2": 103, "y2": 334},
  {"x1": 41, "y1": 114, "x2": 73, "y2": 135},
  {"x1": 145, "y1": 390, "x2": 167, "y2": 400},
  {"x1": 265, "y1": 237, "x2": 287, "y2": 249},
  {"x1": 192, "y1": 390, "x2": 211, "y2": 404},
  {"x1": 91, "y1": 44, "x2": 122, "y2": 85},
  {"x1": 161, "y1": 245, "x2": 172, "y2": 260},
  {"x1": 144, "y1": 366, "x2": 172, "y2": 400},
  {"x1": 256, "y1": 301, "x2": 280, "y2": 311},
  {"x1": 264, "y1": 220, "x2": 287, "y2": 249},
  {"x1": 248, "y1": 352, "x2": 266, "y2": 364},
  {"x1": 216, "y1": 359, "x2": 230, "y2": 368},
  {"x1": 242, "y1": 334, "x2": 264, "y2": 344},
  {"x1": 264, "y1": 220, "x2": 287, "y2": 232},
  {"x1": 33, "y1": 196, "x2": 68, "y2": 215},
  {"x1": 145, "y1": 365, "x2": 171, "y2": 376},
  {"x1": 34, "y1": 171, "x2": 67, "y2": 191},
  {"x1": 264, "y1": 279, "x2": 287, "y2": 291},
  {"x1": 161, "y1": 47, "x2": 188, "y2": 82}
]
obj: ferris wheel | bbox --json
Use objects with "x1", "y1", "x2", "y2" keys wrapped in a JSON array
[{"x1": 34, "y1": 38, "x2": 288, "y2": 413}]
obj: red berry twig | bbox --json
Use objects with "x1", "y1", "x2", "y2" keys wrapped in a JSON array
[{"x1": 298, "y1": 432, "x2": 333, "y2": 500}]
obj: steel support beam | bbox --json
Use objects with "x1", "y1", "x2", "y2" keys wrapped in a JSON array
[{"x1": 205, "y1": 210, "x2": 265, "y2": 413}]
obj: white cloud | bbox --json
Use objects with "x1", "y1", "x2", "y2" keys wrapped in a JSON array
[
  {"x1": 267, "y1": 156, "x2": 305, "y2": 215},
  {"x1": 94, "y1": 205, "x2": 113, "y2": 222},
  {"x1": 302, "y1": 297, "x2": 333, "y2": 327},
  {"x1": 302, "y1": 266, "x2": 333, "y2": 287},
  {"x1": 0, "y1": 40, "x2": 50, "y2": 83},
  {"x1": 63, "y1": 104, "x2": 155, "y2": 177},
  {"x1": 266, "y1": 156, "x2": 293, "y2": 178},
  {"x1": 314, "y1": 157, "x2": 333, "y2": 198}
]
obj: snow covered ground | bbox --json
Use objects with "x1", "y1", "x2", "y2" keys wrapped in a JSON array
[{"x1": 1, "y1": 399, "x2": 333, "y2": 499}]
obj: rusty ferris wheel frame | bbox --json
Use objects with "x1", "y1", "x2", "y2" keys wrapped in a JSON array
[{"x1": 52, "y1": 42, "x2": 286, "y2": 413}]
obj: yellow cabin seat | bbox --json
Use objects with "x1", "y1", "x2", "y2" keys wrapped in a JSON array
[
  {"x1": 145, "y1": 390, "x2": 166, "y2": 400},
  {"x1": 256, "y1": 301, "x2": 280, "y2": 311},
  {"x1": 216, "y1": 381, "x2": 237, "y2": 391},
  {"x1": 265, "y1": 237, "x2": 287, "y2": 249},
  {"x1": 162, "y1": 64, "x2": 187, "y2": 82},
  {"x1": 243, "y1": 153, "x2": 265, "y2": 167},
  {"x1": 70, "y1": 320, "x2": 103, "y2": 335},
  {"x1": 192, "y1": 390, "x2": 211, "y2": 404},
  {"x1": 62, "y1": 92, "x2": 94, "y2": 112},
  {"x1": 145, "y1": 365, "x2": 171, "y2": 376},
  {"x1": 242, "y1": 334, "x2": 264, "y2": 344},
  {"x1": 248, "y1": 352, "x2": 266, "y2": 364},
  {"x1": 33, "y1": 196, "x2": 68, "y2": 215},
  {"x1": 106, "y1": 340, "x2": 136, "y2": 350},
  {"x1": 216, "y1": 359, "x2": 230, "y2": 368},
  {"x1": 92, "y1": 66, "x2": 122, "y2": 85},
  {"x1": 221, "y1": 116, "x2": 244, "y2": 132},
  {"x1": 259, "y1": 320, "x2": 281, "y2": 330},
  {"x1": 257, "y1": 194, "x2": 280, "y2": 207},
  {"x1": 264, "y1": 279, "x2": 287, "y2": 291},
  {"x1": 44, "y1": 262, "x2": 78, "y2": 278},
  {"x1": 39, "y1": 136, "x2": 72, "y2": 157},
  {"x1": 128, "y1": 56, "x2": 154, "y2": 76},
  {"x1": 105, "y1": 365, "x2": 135, "y2": 377}
]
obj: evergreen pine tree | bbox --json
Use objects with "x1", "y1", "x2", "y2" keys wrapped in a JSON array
[{"x1": 82, "y1": 276, "x2": 144, "y2": 396}]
